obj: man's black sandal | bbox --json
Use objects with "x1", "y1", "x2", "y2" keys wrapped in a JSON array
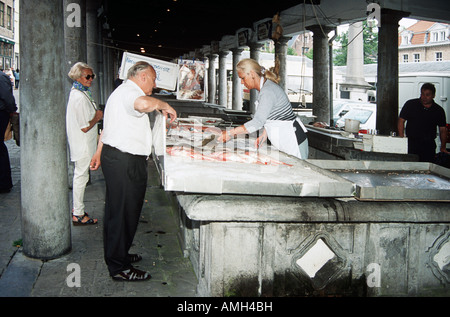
[
  {"x1": 128, "y1": 254, "x2": 143, "y2": 263},
  {"x1": 112, "y1": 267, "x2": 151, "y2": 281}
]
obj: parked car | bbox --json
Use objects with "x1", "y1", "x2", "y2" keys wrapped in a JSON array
[
  {"x1": 335, "y1": 105, "x2": 377, "y2": 131},
  {"x1": 332, "y1": 99, "x2": 375, "y2": 126}
]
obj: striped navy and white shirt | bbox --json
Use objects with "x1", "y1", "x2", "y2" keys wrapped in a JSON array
[{"x1": 244, "y1": 79, "x2": 296, "y2": 134}]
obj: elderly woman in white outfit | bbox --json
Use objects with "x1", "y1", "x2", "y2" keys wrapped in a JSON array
[{"x1": 66, "y1": 62, "x2": 103, "y2": 225}]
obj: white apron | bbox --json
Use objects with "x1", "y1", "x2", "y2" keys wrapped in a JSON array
[{"x1": 264, "y1": 117, "x2": 307, "y2": 159}]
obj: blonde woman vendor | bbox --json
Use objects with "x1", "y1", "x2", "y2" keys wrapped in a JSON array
[
  {"x1": 218, "y1": 58, "x2": 308, "y2": 159},
  {"x1": 66, "y1": 62, "x2": 103, "y2": 225}
]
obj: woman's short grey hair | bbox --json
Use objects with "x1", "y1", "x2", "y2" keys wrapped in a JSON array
[
  {"x1": 68, "y1": 62, "x2": 94, "y2": 81},
  {"x1": 127, "y1": 61, "x2": 153, "y2": 79}
]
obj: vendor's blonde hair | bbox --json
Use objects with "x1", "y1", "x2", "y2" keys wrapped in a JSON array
[
  {"x1": 236, "y1": 58, "x2": 280, "y2": 84},
  {"x1": 68, "y1": 62, "x2": 94, "y2": 81}
]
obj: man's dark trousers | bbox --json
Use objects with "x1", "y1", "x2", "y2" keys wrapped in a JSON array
[{"x1": 101, "y1": 144, "x2": 148, "y2": 276}]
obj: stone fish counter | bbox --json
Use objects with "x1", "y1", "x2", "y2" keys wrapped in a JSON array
[
  {"x1": 152, "y1": 114, "x2": 450, "y2": 297},
  {"x1": 173, "y1": 193, "x2": 450, "y2": 297}
]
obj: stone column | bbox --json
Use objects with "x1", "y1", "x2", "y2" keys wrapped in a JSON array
[
  {"x1": 102, "y1": 39, "x2": 112, "y2": 101},
  {"x1": 249, "y1": 43, "x2": 263, "y2": 114},
  {"x1": 20, "y1": 0, "x2": 71, "y2": 260},
  {"x1": 307, "y1": 25, "x2": 334, "y2": 123},
  {"x1": 376, "y1": 9, "x2": 408, "y2": 135},
  {"x1": 64, "y1": 0, "x2": 86, "y2": 189},
  {"x1": 274, "y1": 36, "x2": 290, "y2": 92},
  {"x1": 231, "y1": 48, "x2": 243, "y2": 110},
  {"x1": 218, "y1": 51, "x2": 229, "y2": 107},
  {"x1": 64, "y1": 0, "x2": 87, "y2": 101},
  {"x1": 207, "y1": 53, "x2": 217, "y2": 104},
  {"x1": 86, "y1": 0, "x2": 100, "y2": 104},
  {"x1": 340, "y1": 21, "x2": 371, "y2": 101}
]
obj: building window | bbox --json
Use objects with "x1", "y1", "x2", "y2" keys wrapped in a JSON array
[
  {"x1": 402, "y1": 35, "x2": 410, "y2": 45},
  {"x1": 6, "y1": 5, "x2": 11, "y2": 30},
  {"x1": 403, "y1": 54, "x2": 409, "y2": 63},
  {"x1": 414, "y1": 53, "x2": 420, "y2": 62},
  {"x1": 436, "y1": 52, "x2": 443, "y2": 61},
  {"x1": 0, "y1": 2, "x2": 4, "y2": 27},
  {"x1": 0, "y1": 40, "x2": 13, "y2": 71},
  {"x1": 432, "y1": 32, "x2": 439, "y2": 42},
  {"x1": 431, "y1": 30, "x2": 448, "y2": 42}
]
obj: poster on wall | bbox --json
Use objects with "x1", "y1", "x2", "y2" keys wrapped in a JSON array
[
  {"x1": 176, "y1": 60, "x2": 206, "y2": 101},
  {"x1": 119, "y1": 52, "x2": 178, "y2": 91}
]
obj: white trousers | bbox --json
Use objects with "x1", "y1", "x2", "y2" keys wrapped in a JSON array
[{"x1": 72, "y1": 156, "x2": 90, "y2": 216}]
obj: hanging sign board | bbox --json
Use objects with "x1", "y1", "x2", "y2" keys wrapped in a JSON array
[
  {"x1": 119, "y1": 52, "x2": 178, "y2": 91},
  {"x1": 256, "y1": 19, "x2": 273, "y2": 41},
  {"x1": 237, "y1": 28, "x2": 251, "y2": 47}
]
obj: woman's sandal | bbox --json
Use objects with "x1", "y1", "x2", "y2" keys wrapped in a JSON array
[
  {"x1": 72, "y1": 213, "x2": 98, "y2": 226},
  {"x1": 112, "y1": 267, "x2": 151, "y2": 282}
]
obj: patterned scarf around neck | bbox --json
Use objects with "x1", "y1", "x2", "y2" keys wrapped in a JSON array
[{"x1": 73, "y1": 81, "x2": 92, "y2": 99}]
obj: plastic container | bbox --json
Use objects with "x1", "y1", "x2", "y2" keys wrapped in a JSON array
[{"x1": 344, "y1": 119, "x2": 360, "y2": 133}]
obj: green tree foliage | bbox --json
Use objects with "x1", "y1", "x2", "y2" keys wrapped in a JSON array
[{"x1": 333, "y1": 21, "x2": 378, "y2": 66}]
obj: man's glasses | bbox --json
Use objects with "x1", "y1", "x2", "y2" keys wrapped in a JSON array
[{"x1": 84, "y1": 74, "x2": 96, "y2": 80}]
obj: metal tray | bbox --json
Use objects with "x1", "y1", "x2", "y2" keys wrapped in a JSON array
[{"x1": 306, "y1": 160, "x2": 450, "y2": 201}]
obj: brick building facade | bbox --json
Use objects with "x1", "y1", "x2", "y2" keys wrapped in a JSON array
[
  {"x1": 0, "y1": 0, "x2": 15, "y2": 70},
  {"x1": 399, "y1": 20, "x2": 450, "y2": 63}
]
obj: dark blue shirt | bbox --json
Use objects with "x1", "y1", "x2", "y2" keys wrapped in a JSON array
[{"x1": 399, "y1": 98, "x2": 446, "y2": 140}]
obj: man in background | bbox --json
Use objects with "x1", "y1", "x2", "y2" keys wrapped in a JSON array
[
  {"x1": 0, "y1": 70, "x2": 16, "y2": 193},
  {"x1": 398, "y1": 83, "x2": 448, "y2": 162}
]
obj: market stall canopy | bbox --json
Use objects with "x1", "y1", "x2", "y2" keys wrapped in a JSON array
[
  {"x1": 102, "y1": 0, "x2": 314, "y2": 60},
  {"x1": 101, "y1": 0, "x2": 450, "y2": 61}
]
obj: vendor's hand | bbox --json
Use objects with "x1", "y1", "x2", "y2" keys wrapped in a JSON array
[
  {"x1": 255, "y1": 134, "x2": 268, "y2": 149},
  {"x1": 217, "y1": 130, "x2": 231, "y2": 143},
  {"x1": 255, "y1": 129, "x2": 268, "y2": 149}
]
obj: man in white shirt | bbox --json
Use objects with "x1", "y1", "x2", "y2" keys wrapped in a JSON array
[{"x1": 91, "y1": 62, "x2": 176, "y2": 281}]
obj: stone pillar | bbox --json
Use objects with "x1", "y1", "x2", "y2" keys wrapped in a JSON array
[
  {"x1": 376, "y1": 9, "x2": 408, "y2": 135},
  {"x1": 218, "y1": 51, "x2": 229, "y2": 107},
  {"x1": 103, "y1": 39, "x2": 115, "y2": 100},
  {"x1": 249, "y1": 43, "x2": 263, "y2": 114},
  {"x1": 207, "y1": 54, "x2": 217, "y2": 104},
  {"x1": 274, "y1": 36, "x2": 290, "y2": 92},
  {"x1": 231, "y1": 48, "x2": 243, "y2": 110},
  {"x1": 102, "y1": 39, "x2": 111, "y2": 101},
  {"x1": 20, "y1": 0, "x2": 71, "y2": 259},
  {"x1": 307, "y1": 25, "x2": 334, "y2": 123},
  {"x1": 340, "y1": 21, "x2": 371, "y2": 101},
  {"x1": 86, "y1": 0, "x2": 100, "y2": 104},
  {"x1": 64, "y1": 0, "x2": 87, "y2": 189},
  {"x1": 64, "y1": 0, "x2": 87, "y2": 101}
]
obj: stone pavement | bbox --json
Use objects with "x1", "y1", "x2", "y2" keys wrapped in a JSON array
[{"x1": 0, "y1": 96, "x2": 198, "y2": 297}]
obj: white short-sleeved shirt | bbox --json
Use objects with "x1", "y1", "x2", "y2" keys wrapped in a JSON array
[
  {"x1": 66, "y1": 89, "x2": 98, "y2": 162},
  {"x1": 101, "y1": 80, "x2": 153, "y2": 156}
]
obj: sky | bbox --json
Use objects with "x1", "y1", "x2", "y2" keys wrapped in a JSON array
[{"x1": 336, "y1": 17, "x2": 418, "y2": 34}]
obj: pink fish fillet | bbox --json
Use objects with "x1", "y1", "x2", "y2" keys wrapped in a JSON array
[{"x1": 167, "y1": 146, "x2": 292, "y2": 166}]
